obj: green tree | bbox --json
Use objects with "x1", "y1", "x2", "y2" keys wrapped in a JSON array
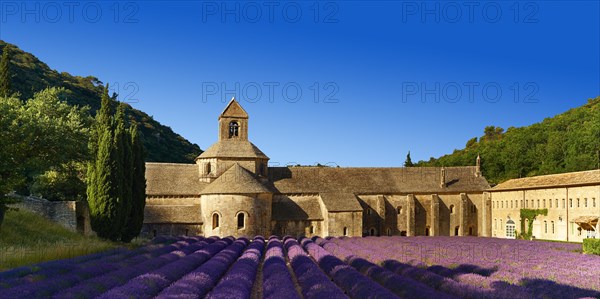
[
  {"x1": 122, "y1": 125, "x2": 146, "y2": 242},
  {"x1": 113, "y1": 104, "x2": 132, "y2": 238},
  {"x1": 0, "y1": 96, "x2": 25, "y2": 225},
  {"x1": 87, "y1": 85, "x2": 123, "y2": 241},
  {"x1": 404, "y1": 151, "x2": 414, "y2": 167},
  {"x1": 1, "y1": 88, "x2": 91, "y2": 226},
  {"x1": 417, "y1": 97, "x2": 600, "y2": 184},
  {"x1": 20, "y1": 88, "x2": 91, "y2": 195},
  {"x1": 465, "y1": 137, "x2": 477, "y2": 148},
  {"x1": 88, "y1": 126, "x2": 121, "y2": 240},
  {"x1": 87, "y1": 86, "x2": 145, "y2": 242},
  {"x1": 0, "y1": 44, "x2": 11, "y2": 97}
]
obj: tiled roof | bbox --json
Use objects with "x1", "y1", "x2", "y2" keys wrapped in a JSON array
[
  {"x1": 145, "y1": 163, "x2": 206, "y2": 196},
  {"x1": 269, "y1": 166, "x2": 490, "y2": 194},
  {"x1": 196, "y1": 140, "x2": 268, "y2": 159},
  {"x1": 201, "y1": 164, "x2": 272, "y2": 194},
  {"x1": 492, "y1": 170, "x2": 600, "y2": 191}
]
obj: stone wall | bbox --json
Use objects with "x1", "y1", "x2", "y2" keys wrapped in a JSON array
[
  {"x1": 200, "y1": 193, "x2": 272, "y2": 237},
  {"x1": 11, "y1": 196, "x2": 93, "y2": 235},
  {"x1": 355, "y1": 192, "x2": 488, "y2": 237},
  {"x1": 490, "y1": 185, "x2": 600, "y2": 242}
]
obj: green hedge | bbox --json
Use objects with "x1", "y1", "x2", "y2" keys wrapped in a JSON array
[{"x1": 583, "y1": 238, "x2": 600, "y2": 255}]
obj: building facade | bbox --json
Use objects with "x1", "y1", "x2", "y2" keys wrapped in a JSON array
[
  {"x1": 490, "y1": 170, "x2": 600, "y2": 242},
  {"x1": 142, "y1": 99, "x2": 492, "y2": 238}
]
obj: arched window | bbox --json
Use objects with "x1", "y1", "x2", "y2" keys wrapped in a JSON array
[
  {"x1": 551, "y1": 221, "x2": 555, "y2": 234},
  {"x1": 555, "y1": 199, "x2": 558, "y2": 208},
  {"x1": 366, "y1": 208, "x2": 372, "y2": 215},
  {"x1": 585, "y1": 198, "x2": 588, "y2": 208},
  {"x1": 397, "y1": 206, "x2": 402, "y2": 215},
  {"x1": 454, "y1": 226, "x2": 460, "y2": 236},
  {"x1": 204, "y1": 162, "x2": 212, "y2": 175},
  {"x1": 537, "y1": 199, "x2": 540, "y2": 208},
  {"x1": 237, "y1": 213, "x2": 245, "y2": 230},
  {"x1": 450, "y1": 205, "x2": 455, "y2": 214},
  {"x1": 425, "y1": 227, "x2": 430, "y2": 236},
  {"x1": 343, "y1": 227, "x2": 348, "y2": 236},
  {"x1": 228, "y1": 121, "x2": 239, "y2": 138},
  {"x1": 563, "y1": 199, "x2": 566, "y2": 208},
  {"x1": 212, "y1": 213, "x2": 220, "y2": 229},
  {"x1": 544, "y1": 221, "x2": 547, "y2": 233},
  {"x1": 569, "y1": 198, "x2": 573, "y2": 208},
  {"x1": 506, "y1": 219, "x2": 516, "y2": 239},
  {"x1": 308, "y1": 225, "x2": 314, "y2": 234},
  {"x1": 594, "y1": 198, "x2": 597, "y2": 208},
  {"x1": 500, "y1": 219, "x2": 503, "y2": 230},
  {"x1": 370, "y1": 228, "x2": 377, "y2": 236},
  {"x1": 577, "y1": 198, "x2": 580, "y2": 208},
  {"x1": 494, "y1": 219, "x2": 497, "y2": 229}
]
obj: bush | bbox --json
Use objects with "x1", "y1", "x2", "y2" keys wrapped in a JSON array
[{"x1": 582, "y1": 238, "x2": 600, "y2": 255}]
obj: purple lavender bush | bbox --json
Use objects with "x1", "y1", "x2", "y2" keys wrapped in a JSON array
[
  {"x1": 262, "y1": 236, "x2": 302, "y2": 299},
  {"x1": 301, "y1": 237, "x2": 399, "y2": 298},
  {"x1": 98, "y1": 237, "x2": 233, "y2": 299},
  {"x1": 283, "y1": 237, "x2": 348, "y2": 299},
  {"x1": 155, "y1": 237, "x2": 247, "y2": 299},
  {"x1": 206, "y1": 236, "x2": 265, "y2": 299},
  {"x1": 51, "y1": 238, "x2": 213, "y2": 299}
]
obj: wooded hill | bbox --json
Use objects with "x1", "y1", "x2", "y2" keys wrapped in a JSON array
[
  {"x1": 0, "y1": 40, "x2": 201, "y2": 163},
  {"x1": 416, "y1": 97, "x2": 600, "y2": 184}
]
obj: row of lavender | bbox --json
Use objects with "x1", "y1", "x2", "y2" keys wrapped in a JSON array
[
  {"x1": 1, "y1": 235, "x2": 599, "y2": 298},
  {"x1": 330, "y1": 236, "x2": 600, "y2": 299}
]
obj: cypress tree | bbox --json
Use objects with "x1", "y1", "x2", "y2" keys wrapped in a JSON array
[
  {"x1": 88, "y1": 125, "x2": 120, "y2": 240},
  {"x1": 404, "y1": 151, "x2": 414, "y2": 167},
  {"x1": 122, "y1": 125, "x2": 146, "y2": 242},
  {"x1": 114, "y1": 105, "x2": 132, "y2": 239},
  {"x1": 0, "y1": 45, "x2": 11, "y2": 97},
  {"x1": 88, "y1": 85, "x2": 122, "y2": 241}
]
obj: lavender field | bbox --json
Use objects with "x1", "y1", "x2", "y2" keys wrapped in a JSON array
[{"x1": 1, "y1": 236, "x2": 599, "y2": 299}]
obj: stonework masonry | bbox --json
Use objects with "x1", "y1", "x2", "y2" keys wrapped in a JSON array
[
  {"x1": 142, "y1": 99, "x2": 494, "y2": 239},
  {"x1": 13, "y1": 99, "x2": 598, "y2": 243},
  {"x1": 11, "y1": 195, "x2": 93, "y2": 236}
]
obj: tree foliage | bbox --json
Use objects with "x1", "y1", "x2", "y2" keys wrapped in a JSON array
[
  {"x1": 0, "y1": 44, "x2": 11, "y2": 97},
  {"x1": 519, "y1": 209, "x2": 548, "y2": 240},
  {"x1": 1, "y1": 88, "x2": 91, "y2": 213},
  {"x1": 121, "y1": 125, "x2": 147, "y2": 242},
  {"x1": 404, "y1": 151, "x2": 414, "y2": 167},
  {"x1": 0, "y1": 40, "x2": 201, "y2": 163},
  {"x1": 87, "y1": 87, "x2": 146, "y2": 242},
  {"x1": 417, "y1": 97, "x2": 600, "y2": 184}
]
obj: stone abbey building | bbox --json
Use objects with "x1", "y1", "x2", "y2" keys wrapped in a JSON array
[
  {"x1": 142, "y1": 99, "x2": 493, "y2": 238},
  {"x1": 490, "y1": 170, "x2": 600, "y2": 242}
]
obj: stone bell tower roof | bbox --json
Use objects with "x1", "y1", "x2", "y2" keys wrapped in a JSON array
[
  {"x1": 195, "y1": 98, "x2": 269, "y2": 161},
  {"x1": 201, "y1": 163, "x2": 271, "y2": 194},
  {"x1": 219, "y1": 98, "x2": 248, "y2": 120}
]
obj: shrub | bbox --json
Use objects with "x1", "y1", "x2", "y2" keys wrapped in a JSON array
[{"x1": 583, "y1": 238, "x2": 600, "y2": 255}]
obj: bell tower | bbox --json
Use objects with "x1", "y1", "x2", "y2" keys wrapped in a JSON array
[{"x1": 219, "y1": 98, "x2": 249, "y2": 141}]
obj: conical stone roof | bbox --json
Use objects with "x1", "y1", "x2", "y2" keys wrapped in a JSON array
[{"x1": 201, "y1": 163, "x2": 271, "y2": 194}]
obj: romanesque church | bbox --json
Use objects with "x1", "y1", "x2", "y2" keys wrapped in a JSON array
[{"x1": 142, "y1": 99, "x2": 493, "y2": 238}]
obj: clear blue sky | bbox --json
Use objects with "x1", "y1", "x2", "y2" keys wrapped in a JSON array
[{"x1": 1, "y1": 1, "x2": 598, "y2": 166}]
